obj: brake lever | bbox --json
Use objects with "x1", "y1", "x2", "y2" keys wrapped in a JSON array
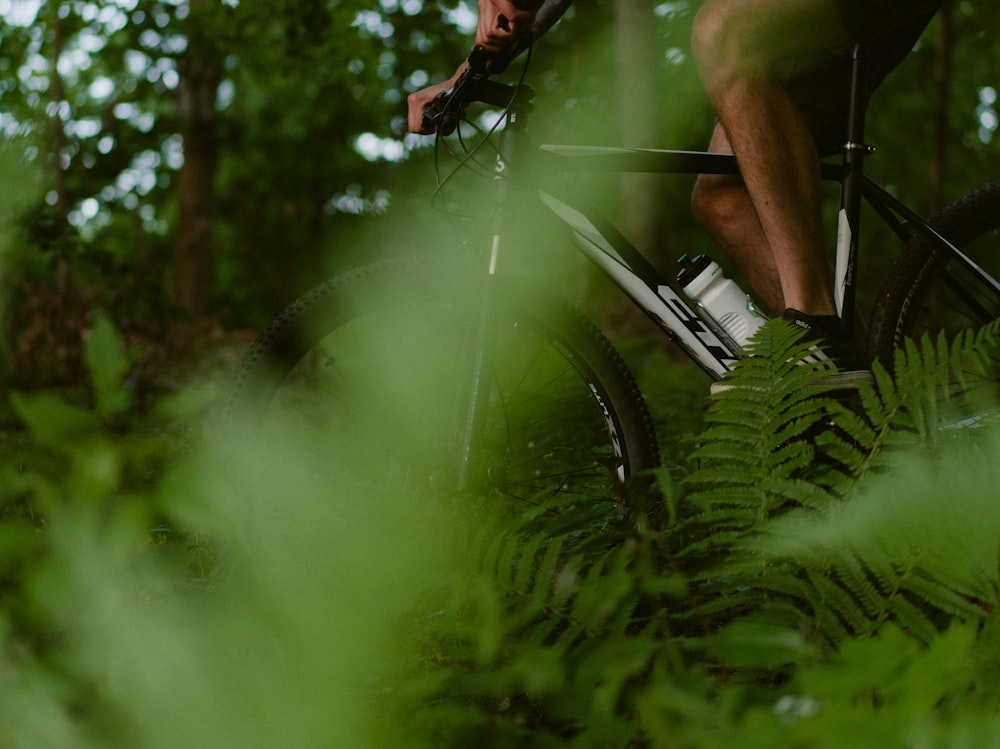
[
  {"x1": 421, "y1": 79, "x2": 469, "y2": 136},
  {"x1": 420, "y1": 46, "x2": 519, "y2": 135}
]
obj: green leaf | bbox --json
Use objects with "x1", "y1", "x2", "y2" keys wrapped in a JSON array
[
  {"x1": 706, "y1": 620, "x2": 810, "y2": 669},
  {"x1": 10, "y1": 391, "x2": 102, "y2": 450},
  {"x1": 84, "y1": 314, "x2": 132, "y2": 419}
]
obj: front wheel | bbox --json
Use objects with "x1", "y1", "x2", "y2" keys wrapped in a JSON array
[
  {"x1": 868, "y1": 182, "x2": 1000, "y2": 392},
  {"x1": 223, "y1": 256, "x2": 660, "y2": 523}
]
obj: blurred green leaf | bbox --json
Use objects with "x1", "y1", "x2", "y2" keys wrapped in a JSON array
[
  {"x1": 9, "y1": 391, "x2": 102, "y2": 450},
  {"x1": 84, "y1": 313, "x2": 132, "y2": 420}
]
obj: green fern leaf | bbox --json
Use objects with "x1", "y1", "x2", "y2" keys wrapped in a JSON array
[
  {"x1": 900, "y1": 571, "x2": 986, "y2": 620},
  {"x1": 805, "y1": 567, "x2": 873, "y2": 638},
  {"x1": 883, "y1": 593, "x2": 940, "y2": 645}
]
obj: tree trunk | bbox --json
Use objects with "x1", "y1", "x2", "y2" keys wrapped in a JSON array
[
  {"x1": 928, "y1": 6, "x2": 953, "y2": 215},
  {"x1": 615, "y1": 0, "x2": 665, "y2": 254},
  {"x1": 173, "y1": 0, "x2": 221, "y2": 316},
  {"x1": 47, "y1": 1, "x2": 70, "y2": 292},
  {"x1": 596, "y1": 0, "x2": 675, "y2": 340}
]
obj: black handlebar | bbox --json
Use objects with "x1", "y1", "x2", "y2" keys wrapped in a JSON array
[{"x1": 421, "y1": 46, "x2": 531, "y2": 135}]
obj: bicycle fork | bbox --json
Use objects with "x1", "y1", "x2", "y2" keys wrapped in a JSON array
[
  {"x1": 454, "y1": 104, "x2": 538, "y2": 492},
  {"x1": 454, "y1": 133, "x2": 520, "y2": 492},
  {"x1": 455, "y1": 222, "x2": 504, "y2": 492}
]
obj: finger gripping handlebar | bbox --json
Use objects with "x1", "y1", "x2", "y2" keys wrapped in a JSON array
[{"x1": 421, "y1": 46, "x2": 527, "y2": 135}]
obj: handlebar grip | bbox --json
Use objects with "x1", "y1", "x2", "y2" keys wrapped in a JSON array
[
  {"x1": 419, "y1": 46, "x2": 527, "y2": 135},
  {"x1": 421, "y1": 90, "x2": 460, "y2": 135}
]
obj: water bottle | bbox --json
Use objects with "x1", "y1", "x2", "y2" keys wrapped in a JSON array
[{"x1": 676, "y1": 254, "x2": 767, "y2": 350}]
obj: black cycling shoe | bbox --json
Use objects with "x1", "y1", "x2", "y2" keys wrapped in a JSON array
[
  {"x1": 710, "y1": 308, "x2": 873, "y2": 394},
  {"x1": 782, "y1": 308, "x2": 872, "y2": 381}
]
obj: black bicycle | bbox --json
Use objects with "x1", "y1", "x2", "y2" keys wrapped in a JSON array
[{"x1": 224, "y1": 45, "x2": 1000, "y2": 511}]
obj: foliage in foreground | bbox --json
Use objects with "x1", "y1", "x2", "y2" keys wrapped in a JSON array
[
  {"x1": 2, "y1": 319, "x2": 1000, "y2": 747},
  {"x1": 401, "y1": 321, "x2": 1000, "y2": 747}
]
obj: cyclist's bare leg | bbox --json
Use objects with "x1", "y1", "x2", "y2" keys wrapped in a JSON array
[
  {"x1": 692, "y1": 0, "x2": 850, "y2": 317},
  {"x1": 691, "y1": 124, "x2": 785, "y2": 315}
]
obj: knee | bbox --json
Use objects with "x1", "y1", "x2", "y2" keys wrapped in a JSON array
[
  {"x1": 691, "y1": 2, "x2": 739, "y2": 81},
  {"x1": 691, "y1": 1, "x2": 762, "y2": 91},
  {"x1": 691, "y1": 1, "x2": 729, "y2": 58},
  {"x1": 691, "y1": 174, "x2": 750, "y2": 235}
]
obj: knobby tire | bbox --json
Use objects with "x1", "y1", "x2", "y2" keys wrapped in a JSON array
[
  {"x1": 223, "y1": 256, "x2": 660, "y2": 521},
  {"x1": 869, "y1": 182, "x2": 1000, "y2": 389}
]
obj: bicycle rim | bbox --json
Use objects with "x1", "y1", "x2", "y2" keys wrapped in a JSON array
[
  {"x1": 224, "y1": 257, "x2": 659, "y2": 521},
  {"x1": 869, "y1": 182, "x2": 1000, "y2": 399}
]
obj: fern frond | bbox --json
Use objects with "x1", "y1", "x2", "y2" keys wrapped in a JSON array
[
  {"x1": 669, "y1": 315, "x2": 1000, "y2": 667},
  {"x1": 899, "y1": 572, "x2": 987, "y2": 621},
  {"x1": 882, "y1": 593, "x2": 939, "y2": 644},
  {"x1": 405, "y1": 319, "x2": 1000, "y2": 745},
  {"x1": 800, "y1": 567, "x2": 870, "y2": 639},
  {"x1": 836, "y1": 550, "x2": 893, "y2": 619},
  {"x1": 813, "y1": 317, "x2": 1000, "y2": 497},
  {"x1": 684, "y1": 321, "x2": 844, "y2": 533}
]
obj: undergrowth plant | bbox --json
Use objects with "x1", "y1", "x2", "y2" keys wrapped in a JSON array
[
  {"x1": 400, "y1": 319, "x2": 1000, "y2": 748},
  {"x1": 2, "y1": 317, "x2": 1000, "y2": 747}
]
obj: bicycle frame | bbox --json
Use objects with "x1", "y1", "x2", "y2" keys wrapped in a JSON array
[
  {"x1": 484, "y1": 104, "x2": 850, "y2": 379},
  {"x1": 451, "y1": 43, "x2": 994, "y2": 488}
]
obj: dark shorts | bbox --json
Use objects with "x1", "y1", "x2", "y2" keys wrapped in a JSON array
[
  {"x1": 835, "y1": 0, "x2": 949, "y2": 39},
  {"x1": 789, "y1": 0, "x2": 948, "y2": 153}
]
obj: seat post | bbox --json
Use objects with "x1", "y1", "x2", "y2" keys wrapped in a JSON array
[{"x1": 835, "y1": 43, "x2": 872, "y2": 329}]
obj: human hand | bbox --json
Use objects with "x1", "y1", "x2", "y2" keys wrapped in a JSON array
[
  {"x1": 407, "y1": 1, "x2": 541, "y2": 134},
  {"x1": 407, "y1": 64, "x2": 466, "y2": 134},
  {"x1": 475, "y1": 0, "x2": 539, "y2": 53}
]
